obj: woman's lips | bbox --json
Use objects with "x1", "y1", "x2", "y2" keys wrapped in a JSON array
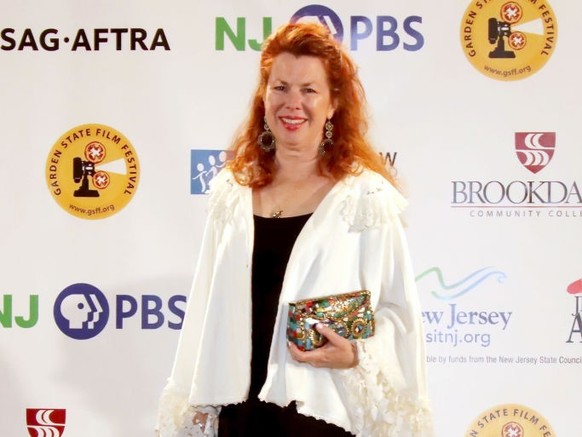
[{"x1": 279, "y1": 116, "x2": 306, "y2": 131}]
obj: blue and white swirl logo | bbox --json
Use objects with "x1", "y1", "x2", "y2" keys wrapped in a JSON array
[
  {"x1": 291, "y1": 4, "x2": 344, "y2": 42},
  {"x1": 53, "y1": 283, "x2": 109, "y2": 339}
]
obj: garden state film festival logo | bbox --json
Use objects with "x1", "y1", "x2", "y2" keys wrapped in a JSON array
[
  {"x1": 461, "y1": 0, "x2": 557, "y2": 80},
  {"x1": 45, "y1": 123, "x2": 139, "y2": 219},
  {"x1": 465, "y1": 403, "x2": 555, "y2": 437},
  {"x1": 26, "y1": 408, "x2": 66, "y2": 437}
]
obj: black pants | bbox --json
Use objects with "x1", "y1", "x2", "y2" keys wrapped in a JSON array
[{"x1": 218, "y1": 399, "x2": 355, "y2": 437}]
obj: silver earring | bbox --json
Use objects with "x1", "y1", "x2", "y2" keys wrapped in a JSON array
[
  {"x1": 257, "y1": 117, "x2": 276, "y2": 152},
  {"x1": 318, "y1": 119, "x2": 334, "y2": 156}
]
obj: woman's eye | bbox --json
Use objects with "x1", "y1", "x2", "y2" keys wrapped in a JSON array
[
  {"x1": 274, "y1": 85, "x2": 286, "y2": 91},
  {"x1": 304, "y1": 88, "x2": 316, "y2": 94}
]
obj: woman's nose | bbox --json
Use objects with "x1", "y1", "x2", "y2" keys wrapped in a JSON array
[{"x1": 285, "y1": 89, "x2": 302, "y2": 109}]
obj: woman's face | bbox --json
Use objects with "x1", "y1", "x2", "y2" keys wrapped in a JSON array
[{"x1": 264, "y1": 52, "x2": 336, "y2": 154}]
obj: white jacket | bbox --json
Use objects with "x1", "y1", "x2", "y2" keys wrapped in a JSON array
[{"x1": 157, "y1": 167, "x2": 433, "y2": 436}]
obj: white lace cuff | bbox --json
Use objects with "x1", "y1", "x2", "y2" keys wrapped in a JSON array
[
  {"x1": 335, "y1": 341, "x2": 433, "y2": 437},
  {"x1": 156, "y1": 382, "x2": 220, "y2": 437}
]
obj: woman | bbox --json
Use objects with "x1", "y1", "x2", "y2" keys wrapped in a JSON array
[{"x1": 157, "y1": 22, "x2": 432, "y2": 436}]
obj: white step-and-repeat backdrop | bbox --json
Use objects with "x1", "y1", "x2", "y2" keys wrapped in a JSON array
[{"x1": 1, "y1": 1, "x2": 580, "y2": 436}]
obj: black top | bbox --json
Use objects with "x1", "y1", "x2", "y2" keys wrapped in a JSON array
[
  {"x1": 249, "y1": 213, "x2": 311, "y2": 398},
  {"x1": 218, "y1": 214, "x2": 354, "y2": 437}
]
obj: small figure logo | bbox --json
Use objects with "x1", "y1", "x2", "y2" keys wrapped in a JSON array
[
  {"x1": 514, "y1": 132, "x2": 555, "y2": 174},
  {"x1": 26, "y1": 408, "x2": 66, "y2": 437},
  {"x1": 190, "y1": 150, "x2": 229, "y2": 194}
]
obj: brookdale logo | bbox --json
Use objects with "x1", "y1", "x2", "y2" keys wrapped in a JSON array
[
  {"x1": 515, "y1": 132, "x2": 555, "y2": 174},
  {"x1": 26, "y1": 409, "x2": 66, "y2": 437},
  {"x1": 451, "y1": 131, "x2": 582, "y2": 218}
]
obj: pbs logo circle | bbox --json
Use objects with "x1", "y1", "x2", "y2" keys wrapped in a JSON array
[
  {"x1": 54, "y1": 283, "x2": 109, "y2": 340},
  {"x1": 291, "y1": 5, "x2": 344, "y2": 41}
]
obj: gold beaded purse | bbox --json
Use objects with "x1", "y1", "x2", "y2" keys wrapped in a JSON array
[{"x1": 287, "y1": 290, "x2": 375, "y2": 351}]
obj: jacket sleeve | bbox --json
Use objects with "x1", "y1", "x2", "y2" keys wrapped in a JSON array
[
  {"x1": 156, "y1": 172, "x2": 232, "y2": 436},
  {"x1": 332, "y1": 175, "x2": 434, "y2": 437}
]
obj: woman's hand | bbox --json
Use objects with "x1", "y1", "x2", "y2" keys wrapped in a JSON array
[
  {"x1": 192, "y1": 411, "x2": 208, "y2": 432},
  {"x1": 287, "y1": 323, "x2": 358, "y2": 369},
  {"x1": 188, "y1": 406, "x2": 218, "y2": 436}
]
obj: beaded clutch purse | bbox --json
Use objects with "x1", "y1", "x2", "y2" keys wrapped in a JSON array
[{"x1": 287, "y1": 290, "x2": 375, "y2": 351}]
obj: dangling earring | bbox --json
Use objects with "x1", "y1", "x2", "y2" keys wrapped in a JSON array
[
  {"x1": 318, "y1": 118, "x2": 334, "y2": 156},
  {"x1": 257, "y1": 117, "x2": 276, "y2": 152}
]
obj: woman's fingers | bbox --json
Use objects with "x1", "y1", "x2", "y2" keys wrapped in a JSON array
[
  {"x1": 315, "y1": 323, "x2": 344, "y2": 344},
  {"x1": 287, "y1": 324, "x2": 357, "y2": 369}
]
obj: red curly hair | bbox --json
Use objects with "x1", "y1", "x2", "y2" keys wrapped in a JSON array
[{"x1": 228, "y1": 22, "x2": 396, "y2": 188}]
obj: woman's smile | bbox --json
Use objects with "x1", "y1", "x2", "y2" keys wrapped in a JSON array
[{"x1": 279, "y1": 116, "x2": 306, "y2": 131}]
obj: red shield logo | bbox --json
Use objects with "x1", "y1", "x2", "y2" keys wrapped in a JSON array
[
  {"x1": 515, "y1": 132, "x2": 556, "y2": 174},
  {"x1": 26, "y1": 409, "x2": 66, "y2": 437}
]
